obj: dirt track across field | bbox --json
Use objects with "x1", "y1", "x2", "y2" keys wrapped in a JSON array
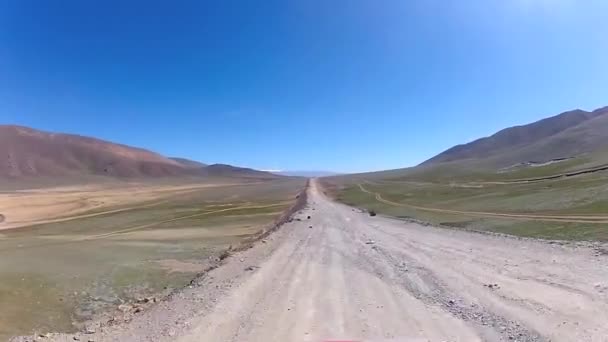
[
  {"x1": 358, "y1": 183, "x2": 608, "y2": 223},
  {"x1": 0, "y1": 182, "x2": 259, "y2": 230},
  {"x1": 17, "y1": 180, "x2": 608, "y2": 342}
]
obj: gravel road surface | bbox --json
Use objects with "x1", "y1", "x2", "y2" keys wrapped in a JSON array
[{"x1": 17, "y1": 180, "x2": 608, "y2": 342}]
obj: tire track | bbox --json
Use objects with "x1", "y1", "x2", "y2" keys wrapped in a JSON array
[{"x1": 358, "y1": 183, "x2": 608, "y2": 223}]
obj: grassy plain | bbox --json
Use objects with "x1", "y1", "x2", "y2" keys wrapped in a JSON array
[
  {"x1": 323, "y1": 158, "x2": 608, "y2": 241},
  {"x1": 0, "y1": 178, "x2": 305, "y2": 340}
]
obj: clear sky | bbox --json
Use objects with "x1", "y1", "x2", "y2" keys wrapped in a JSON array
[{"x1": 1, "y1": 0, "x2": 607, "y2": 173}]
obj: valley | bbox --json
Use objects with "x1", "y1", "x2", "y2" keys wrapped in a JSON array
[
  {"x1": 323, "y1": 106, "x2": 608, "y2": 241},
  {"x1": 6, "y1": 104, "x2": 608, "y2": 341}
]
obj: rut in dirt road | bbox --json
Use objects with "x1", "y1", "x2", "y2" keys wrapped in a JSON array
[{"x1": 18, "y1": 180, "x2": 608, "y2": 342}]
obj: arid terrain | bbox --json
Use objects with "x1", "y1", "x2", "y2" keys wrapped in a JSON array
[
  {"x1": 15, "y1": 180, "x2": 608, "y2": 342},
  {"x1": 0, "y1": 182, "x2": 259, "y2": 230},
  {"x1": 6, "y1": 107, "x2": 608, "y2": 341},
  {"x1": 0, "y1": 178, "x2": 305, "y2": 340},
  {"x1": 0, "y1": 124, "x2": 303, "y2": 340},
  {"x1": 5, "y1": 1, "x2": 608, "y2": 340}
]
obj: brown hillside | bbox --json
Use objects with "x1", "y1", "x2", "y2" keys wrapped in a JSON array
[
  {"x1": 0, "y1": 125, "x2": 188, "y2": 178},
  {"x1": 423, "y1": 106, "x2": 608, "y2": 166},
  {"x1": 0, "y1": 125, "x2": 278, "y2": 180}
]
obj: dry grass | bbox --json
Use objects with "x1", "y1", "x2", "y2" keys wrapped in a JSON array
[
  {"x1": 0, "y1": 181, "x2": 268, "y2": 230},
  {"x1": 324, "y1": 163, "x2": 608, "y2": 241},
  {"x1": 0, "y1": 178, "x2": 306, "y2": 340}
]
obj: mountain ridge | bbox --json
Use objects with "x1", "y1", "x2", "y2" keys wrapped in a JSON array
[
  {"x1": 422, "y1": 106, "x2": 608, "y2": 167},
  {"x1": 0, "y1": 125, "x2": 277, "y2": 180},
  {"x1": 169, "y1": 157, "x2": 208, "y2": 169}
]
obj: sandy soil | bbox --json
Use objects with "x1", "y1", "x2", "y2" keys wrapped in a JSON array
[
  {"x1": 0, "y1": 183, "x2": 244, "y2": 230},
  {"x1": 15, "y1": 180, "x2": 608, "y2": 342}
]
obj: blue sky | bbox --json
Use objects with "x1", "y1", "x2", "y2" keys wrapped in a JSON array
[{"x1": 1, "y1": 0, "x2": 607, "y2": 173}]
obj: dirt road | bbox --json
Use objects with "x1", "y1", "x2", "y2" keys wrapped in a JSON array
[{"x1": 20, "y1": 180, "x2": 608, "y2": 342}]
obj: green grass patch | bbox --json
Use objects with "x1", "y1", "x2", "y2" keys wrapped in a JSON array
[{"x1": 329, "y1": 173, "x2": 608, "y2": 242}]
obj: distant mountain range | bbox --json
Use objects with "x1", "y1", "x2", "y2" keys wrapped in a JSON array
[
  {"x1": 8, "y1": 104, "x2": 607, "y2": 183},
  {"x1": 422, "y1": 106, "x2": 608, "y2": 168},
  {"x1": 272, "y1": 171, "x2": 340, "y2": 177},
  {"x1": 0, "y1": 125, "x2": 279, "y2": 180}
]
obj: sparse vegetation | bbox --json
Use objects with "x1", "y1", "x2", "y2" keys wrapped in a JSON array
[
  {"x1": 0, "y1": 179, "x2": 305, "y2": 340},
  {"x1": 324, "y1": 162, "x2": 608, "y2": 241},
  {"x1": 320, "y1": 107, "x2": 608, "y2": 242}
]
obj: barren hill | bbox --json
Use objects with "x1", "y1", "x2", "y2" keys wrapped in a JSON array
[
  {"x1": 0, "y1": 125, "x2": 277, "y2": 180},
  {"x1": 423, "y1": 106, "x2": 608, "y2": 167},
  {"x1": 169, "y1": 157, "x2": 208, "y2": 169}
]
